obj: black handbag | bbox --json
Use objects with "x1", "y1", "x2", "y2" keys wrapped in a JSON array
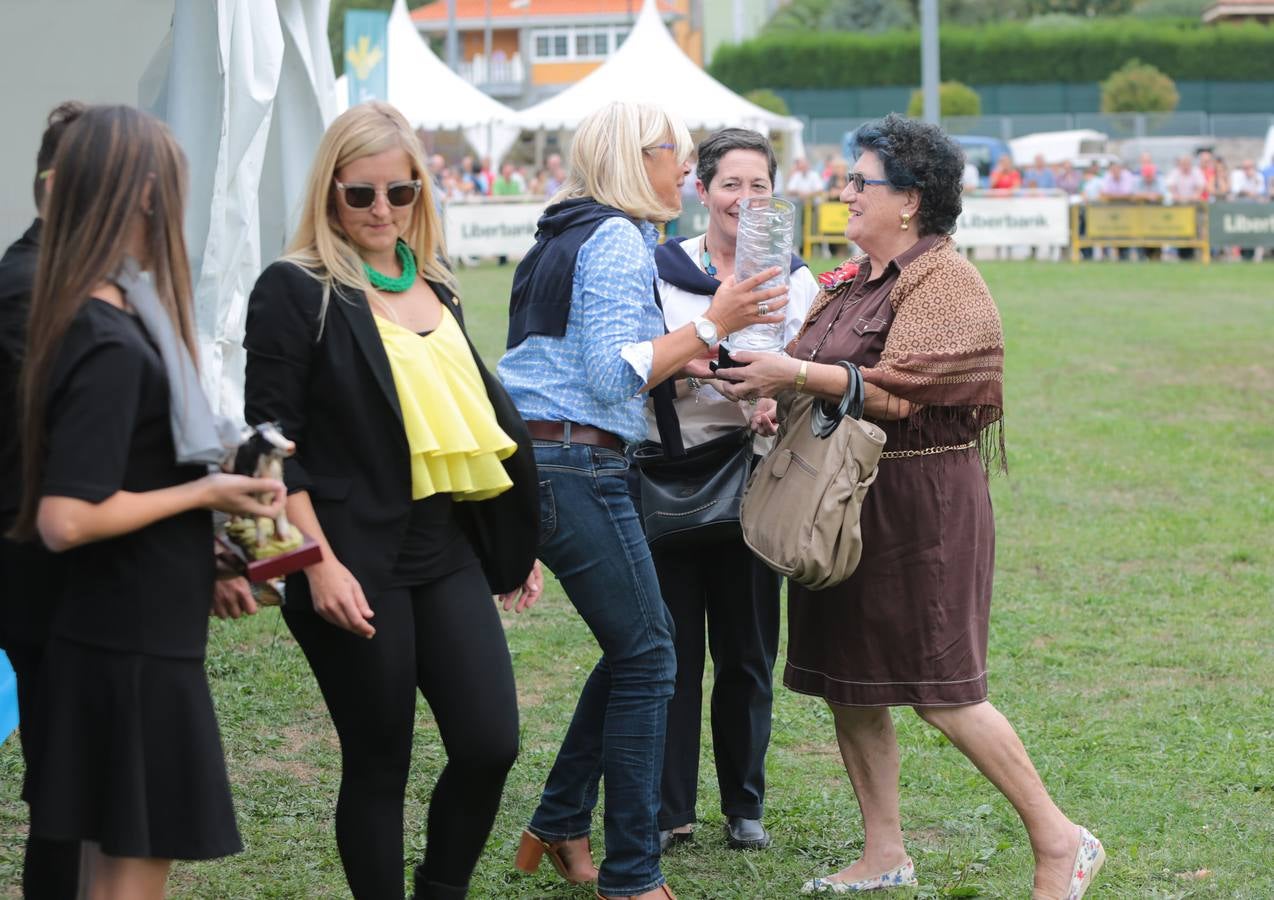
[{"x1": 633, "y1": 428, "x2": 754, "y2": 549}]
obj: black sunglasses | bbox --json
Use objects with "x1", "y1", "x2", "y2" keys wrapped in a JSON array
[{"x1": 334, "y1": 179, "x2": 422, "y2": 209}]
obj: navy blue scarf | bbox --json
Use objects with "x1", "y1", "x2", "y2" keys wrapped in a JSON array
[
  {"x1": 506, "y1": 198, "x2": 630, "y2": 349},
  {"x1": 504, "y1": 198, "x2": 686, "y2": 455}
]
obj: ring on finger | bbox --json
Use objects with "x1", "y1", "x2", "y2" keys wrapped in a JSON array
[{"x1": 757, "y1": 301, "x2": 770, "y2": 316}]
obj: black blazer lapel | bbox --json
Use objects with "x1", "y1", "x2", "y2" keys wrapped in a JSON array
[{"x1": 332, "y1": 287, "x2": 404, "y2": 427}]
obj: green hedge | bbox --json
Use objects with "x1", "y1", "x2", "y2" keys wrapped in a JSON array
[{"x1": 708, "y1": 21, "x2": 1274, "y2": 90}]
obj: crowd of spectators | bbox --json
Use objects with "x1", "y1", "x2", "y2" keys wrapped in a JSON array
[{"x1": 426, "y1": 151, "x2": 568, "y2": 202}]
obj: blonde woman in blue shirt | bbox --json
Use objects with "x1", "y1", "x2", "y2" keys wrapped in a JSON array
[{"x1": 500, "y1": 100, "x2": 788, "y2": 900}]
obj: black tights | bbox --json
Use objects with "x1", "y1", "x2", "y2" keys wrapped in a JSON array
[
  {"x1": 6, "y1": 638, "x2": 81, "y2": 899},
  {"x1": 284, "y1": 563, "x2": 519, "y2": 899}
]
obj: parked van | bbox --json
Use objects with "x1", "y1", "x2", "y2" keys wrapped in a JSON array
[{"x1": 1010, "y1": 130, "x2": 1111, "y2": 167}]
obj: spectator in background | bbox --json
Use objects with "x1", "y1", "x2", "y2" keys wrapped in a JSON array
[
  {"x1": 480, "y1": 157, "x2": 496, "y2": 195},
  {"x1": 1099, "y1": 162, "x2": 1138, "y2": 260},
  {"x1": 428, "y1": 153, "x2": 446, "y2": 193},
  {"x1": 527, "y1": 168, "x2": 548, "y2": 197},
  {"x1": 544, "y1": 153, "x2": 566, "y2": 196},
  {"x1": 989, "y1": 155, "x2": 1020, "y2": 190},
  {"x1": 1056, "y1": 160, "x2": 1081, "y2": 195},
  {"x1": 825, "y1": 159, "x2": 849, "y2": 199},
  {"x1": 1133, "y1": 162, "x2": 1166, "y2": 260},
  {"x1": 1197, "y1": 150, "x2": 1218, "y2": 200},
  {"x1": 461, "y1": 154, "x2": 487, "y2": 196},
  {"x1": 493, "y1": 162, "x2": 524, "y2": 197},
  {"x1": 821, "y1": 154, "x2": 836, "y2": 182},
  {"x1": 1077, "y1": 164, "x2": 1106, "y2": 260},
  {"x1": 1022, "y1": 154, "x2": 1055, "y2": 190},
  {"x1": 786, "y1": 157, "x2": 825, "y2": 198},
  {"x1": 1134, "y1": 161, "x2": 1165, "y2": 202},
  {"x1": 1165, "y1": 156, "x2": 1206, "y2": 204},
  {"x1": 1099, "y1": 161, "x2": 1136, "y2": 200},
  {"x1": 1214, "y1": 158, "x2": 1231, "y2": 200},
  {"x1": 1230, "y1": 160, "x2": 1265, "y2": 260},
  {"x1": 440, "y1": 167, "x2": 469, "y2": 202},
  {"x1": 1165, "y1": 156, "x2": 1206, "y2": 261},
  {"x1": 961, "y1": 158, "x2": 980, "y2": 191}
]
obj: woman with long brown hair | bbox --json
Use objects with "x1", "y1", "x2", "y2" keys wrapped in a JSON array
[{"x1": 12, "y1": 105, "x2": 284, "y2": 900}]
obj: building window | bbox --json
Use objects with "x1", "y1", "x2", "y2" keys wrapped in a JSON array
[{"x1": 531, "y1": 24, "x2": 630, "y2": 62}]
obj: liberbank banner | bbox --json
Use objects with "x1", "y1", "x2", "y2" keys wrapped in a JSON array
[
  {"x1": 445, "y1": 200, "x2": 544, "y2": 259},
  {"x1": 955, "y1": 195, "x2": 1071, "y2": 247},
  {"x1": 1210, "y1": 202, "x2": 1274, "y2": 248}
]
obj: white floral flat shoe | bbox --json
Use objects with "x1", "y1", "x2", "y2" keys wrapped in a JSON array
[
  {"x1": 1065, "y1": 828, "x2": 1105, "y2": 900},
  {"x1": 801, "y1": 859, "x2": 917, "y2": 893}
]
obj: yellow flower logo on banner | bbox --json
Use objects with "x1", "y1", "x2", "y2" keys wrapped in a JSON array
[{"x1": 346, "y1": 36, "x2": 384, "y2": 81}]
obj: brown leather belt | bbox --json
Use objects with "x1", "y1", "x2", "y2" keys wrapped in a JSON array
[{"x1": 526, "y1": 420, "x2": 625, "y2": 452}]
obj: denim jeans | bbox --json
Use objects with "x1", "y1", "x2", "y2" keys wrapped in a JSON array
[{"x1": 527, "y1": 441, "x2": 676, "y2": 896}]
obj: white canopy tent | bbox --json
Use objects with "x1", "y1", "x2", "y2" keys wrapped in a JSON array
[
  {"x1": 370, "y1": 0, "x2": 521, "y2": 165},
  {"x1": 512, "y1": 0, "x2": 805, "y2": 162},
  {"x1": 142, "y1": 0, "x2": 337, "y2": 418}
]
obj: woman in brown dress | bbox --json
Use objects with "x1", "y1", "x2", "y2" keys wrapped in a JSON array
[{"x1": 719, "y1": 115, "x2": 1104, "y2": 899}]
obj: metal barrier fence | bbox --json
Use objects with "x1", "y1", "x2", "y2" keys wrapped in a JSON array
[
  {"x1": 1070, "y1": 202, "x2": 1208, "y2": 263},
  {"x1": 805, "y1": 112, "x2": 1274, "y2": 146}
]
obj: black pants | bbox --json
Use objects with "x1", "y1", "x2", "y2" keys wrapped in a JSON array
[
  {"x1": 5, "y1": 638, "x2": 81, "y2": 899},
  {"x1": 651, "y1": 538, "x2": 780, "y2": 830},
  {"x1": 284, "y1": 562, "x2": 519, "y2": 899}
]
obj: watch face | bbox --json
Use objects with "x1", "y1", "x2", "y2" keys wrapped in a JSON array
[{"x1": 696, "y1": 319, "x2": 716, "y2": 342}]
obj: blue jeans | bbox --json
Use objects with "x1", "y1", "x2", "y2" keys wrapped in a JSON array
[{"x1": 527, "y1": 441, "x2": 676, "y2": 896}]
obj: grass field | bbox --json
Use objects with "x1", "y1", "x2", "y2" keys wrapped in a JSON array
[{"x1": 1, "y1": 260, "x2": 1271, "y2": 898}]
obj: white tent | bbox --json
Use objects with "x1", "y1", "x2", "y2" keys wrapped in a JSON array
[
  {"x1": 511, "y1": 0, "x2": 804, "y2": 161},
  {"x1": 142, "y1": 0, "x2": 337, "y2": 418},
  {"x1": 378, "y1": 0, "x2": 521, "y2": 165}
]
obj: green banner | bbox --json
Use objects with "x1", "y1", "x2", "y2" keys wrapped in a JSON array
[{"x1": 1210, "y1": 202, "x2": 1274, "y2": 248}]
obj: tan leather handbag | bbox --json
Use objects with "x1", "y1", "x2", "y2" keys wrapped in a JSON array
[{"x1": 740, "y1": 391, "x2": 886, "y2": 591}]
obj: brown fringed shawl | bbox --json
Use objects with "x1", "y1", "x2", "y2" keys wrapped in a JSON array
[{"x1": 802, "y1": 236, "x2": 1006, "y2": 470}]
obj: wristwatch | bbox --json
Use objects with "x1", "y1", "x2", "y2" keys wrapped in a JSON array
[{"x1": 692, "y1": 315, "x2": 719, "y2": 347}]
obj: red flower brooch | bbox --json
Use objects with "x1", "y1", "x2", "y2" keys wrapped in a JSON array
[{"x1": 817, "y1": 261, "x2": 860, "y2": 290}]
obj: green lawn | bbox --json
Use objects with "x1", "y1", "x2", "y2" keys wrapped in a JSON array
[{"x1": 1, "y1": 260, "x2": 1271, "y2": 898}]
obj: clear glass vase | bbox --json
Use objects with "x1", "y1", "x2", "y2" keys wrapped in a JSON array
[{"x1": 723, "y1": 196, "x2": 795, "y2": 354}]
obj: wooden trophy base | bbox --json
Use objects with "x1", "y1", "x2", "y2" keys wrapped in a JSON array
[{"x1": 215, "y1": 533, "x2": 323, "y2": 584}]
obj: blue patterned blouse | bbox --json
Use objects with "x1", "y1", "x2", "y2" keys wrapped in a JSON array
[{"x1": 497, "y1": 217, "x2": 665, "y2": 444}]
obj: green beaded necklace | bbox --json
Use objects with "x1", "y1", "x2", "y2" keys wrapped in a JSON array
[{"x1": 364, "y1": 239, "x2": 417, "y2": 293}]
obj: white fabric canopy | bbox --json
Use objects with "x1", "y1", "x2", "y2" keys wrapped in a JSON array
[
  {"x1": 512, "y1": 0, "x2": 804, "y2": 160},
  {"x1": 383, "y1": 0, "x2": 521, "y2": 164},
  {"x1": 142, "y1": 0, "x2": 337, "y2": 418}
]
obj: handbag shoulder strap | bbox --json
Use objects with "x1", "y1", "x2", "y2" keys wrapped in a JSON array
[{"x1": 649, "y1": 279, "x2": 686, "y2": 458}]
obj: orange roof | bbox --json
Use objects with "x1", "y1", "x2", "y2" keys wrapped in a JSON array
[{"x1": 413, "y1": 0, "x2": 679, "y2": 27}]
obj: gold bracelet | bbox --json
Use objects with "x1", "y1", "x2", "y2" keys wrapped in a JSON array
[{"x1": 794, "y1": 361, "x2": 809, "y2": 392}]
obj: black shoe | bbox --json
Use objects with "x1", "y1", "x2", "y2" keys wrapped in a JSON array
[
  {"x1": 724, "y1": 816, "x2": 771, "y2": 850},
  {"x1": 659, "y1": 827, "x2": 694, "y2": 854}
]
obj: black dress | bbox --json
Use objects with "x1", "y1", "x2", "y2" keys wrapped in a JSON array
[{"x1": 25, "y1": 299, "x2": 242, "y2": 860}]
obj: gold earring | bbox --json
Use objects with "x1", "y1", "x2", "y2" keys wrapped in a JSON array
[{"x1": 900, "y1": 213, "x2": 910, "y2": 231}]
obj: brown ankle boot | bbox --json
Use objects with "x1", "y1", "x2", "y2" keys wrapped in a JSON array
[{"x1": 514, "y1": 829, "x2": 598, "y2": 884}]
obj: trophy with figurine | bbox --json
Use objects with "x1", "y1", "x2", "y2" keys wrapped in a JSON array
[{"x1": 215, "y1": 422, "x2": 322, "y2": 604}]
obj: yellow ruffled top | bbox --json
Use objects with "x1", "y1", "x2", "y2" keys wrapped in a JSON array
[{"x1": 375, "y1": 307, "x2": 515, "y2": 502}]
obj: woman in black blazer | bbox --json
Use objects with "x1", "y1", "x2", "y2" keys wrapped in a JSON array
[{"x1": 244, "y1": 102, "x2": 540, "y2": 900}]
